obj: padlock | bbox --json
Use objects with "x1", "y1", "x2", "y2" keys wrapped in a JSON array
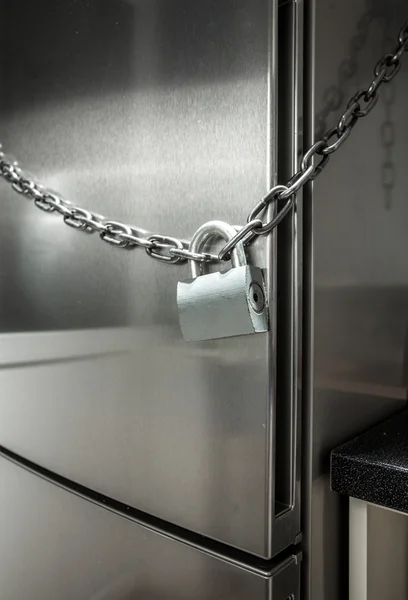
[{"x1": 177, "y1": 220, "x2": 269, "y2": 341}]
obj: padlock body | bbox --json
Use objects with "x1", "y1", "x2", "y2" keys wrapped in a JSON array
[{"x1": 177, "y1": 265, "x2": 269, "y2": 342}]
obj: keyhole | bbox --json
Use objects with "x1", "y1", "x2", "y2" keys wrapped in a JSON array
[{"x1": 249, "y1": 282, "x2": 265, "y2": 313}]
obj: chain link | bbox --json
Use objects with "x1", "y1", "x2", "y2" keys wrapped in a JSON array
[{"x1": 0, "y1": 21, "x2": 407, "y2": 265}]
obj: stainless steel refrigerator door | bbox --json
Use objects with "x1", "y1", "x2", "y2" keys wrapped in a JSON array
[
  {"x1": 301, "y1": 1, "x2": 408, "y2": 598},
  {"x1": 0, "y1": 0, "x2": 300, "y2": 557},
  {"x1": 0, "y1": 454, "x2": 301, "y2": 600}
]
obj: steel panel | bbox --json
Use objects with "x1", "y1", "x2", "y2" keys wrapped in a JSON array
[
  {"x1": 0, "y1": 0, "x2": 300, "y2": 558},
  {"x1": 0, "y1": 454, "x2": 301, "y2": 600}
]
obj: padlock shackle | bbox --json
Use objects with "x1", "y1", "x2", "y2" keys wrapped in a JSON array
[{"x1": 189, "y1": 220, "x2": 247, "y2": 279}]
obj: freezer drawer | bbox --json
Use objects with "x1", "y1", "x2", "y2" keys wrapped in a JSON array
[
  {"x1": 0, "y1": 0, "x2": 301, "y2": 558},
  {"x1": 0, "y1": 453, "x2": 301, "y2": 600}
]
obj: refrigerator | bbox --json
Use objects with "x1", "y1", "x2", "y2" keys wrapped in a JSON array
[
  {"x1": 0, "y1": 0, "x2": 302, "y2": 598},
  {"x1": 1, "y1": 0, "x2": 407, "y2": 598}
]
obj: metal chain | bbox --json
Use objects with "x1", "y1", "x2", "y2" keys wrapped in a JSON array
[
  {"x1": 0, "y1": 21, "x2": 407, "y2": 266},
  {"x1": 219, "y1": 20, "x2": 408, "y2": 260}
]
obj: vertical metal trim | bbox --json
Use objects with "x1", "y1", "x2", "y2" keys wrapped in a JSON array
[
  {"x1": 265, "y1": 0, "x2": 279, "y2": 558},
  {"x1": 289, "y1": 0, "x2": 303, "y2": 515},
  {"x1": 268, "y1": 0, "x2": 303, "y2": 558},
  {"x1": 301, "y1": 0, "x2": 315, "y2": 597}
]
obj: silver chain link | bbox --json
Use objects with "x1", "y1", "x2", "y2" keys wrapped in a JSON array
[{"x1": 1, "y1": 21, "x2": 407, "y2": 265}]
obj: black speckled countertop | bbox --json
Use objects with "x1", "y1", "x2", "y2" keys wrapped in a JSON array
[{"x1": 331, "y1": 409, "x2": 408, "y2": 512}]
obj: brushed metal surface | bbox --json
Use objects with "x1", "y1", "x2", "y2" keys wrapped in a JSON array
[
  {"x1": 0, "y1": 0, "x2": 272, "y2": 333},
  {"x1": 304, "y1": 1, "x2": 408, "y2": 598},
  {"x1": 0, "y1": 455, "x2": 301, "y2": 600},
  {"x1": 0, "y1": 0, "x2": 301, "y2": 558}
]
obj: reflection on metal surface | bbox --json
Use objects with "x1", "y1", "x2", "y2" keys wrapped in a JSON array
[
  {"x1": 314, "y1": 8, "x2": 377, "y2": 139},
  {"x1": 380, "y1": 20, "x2": 397, "y2": 210}
]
